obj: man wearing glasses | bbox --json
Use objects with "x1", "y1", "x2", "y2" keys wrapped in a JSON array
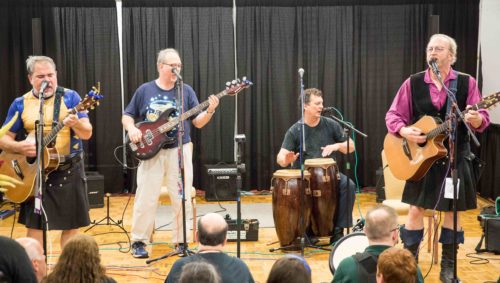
[
  {"x1": 332, "y1": 205, "x2": 423, "y2": 283},
  {"x1": 122, "y1": 48, "x2": 219, "y2": 258},
  {"x1": 385, "y1": 34, "x2": 490, "y2": 282}
]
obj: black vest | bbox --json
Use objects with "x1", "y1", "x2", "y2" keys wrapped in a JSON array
[{"x1": 410, "y1": 71, "x2": 470, "y2": 153}]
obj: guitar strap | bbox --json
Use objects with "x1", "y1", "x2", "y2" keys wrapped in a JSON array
[{"x1": 50, "y1": 86, "x2": 65, "y2": 148}]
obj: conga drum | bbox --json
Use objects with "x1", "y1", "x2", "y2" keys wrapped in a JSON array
[
  {"x1": 271, "y1": 169, "x2": 312, "y2": 247},
  {"x1": 305, "y1": 158, "x2": 340, "y2": 237}
]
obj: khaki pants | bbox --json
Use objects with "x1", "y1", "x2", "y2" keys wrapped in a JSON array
[{"x1": 131, "y1": 144, "x2": 193, "y2": 244}]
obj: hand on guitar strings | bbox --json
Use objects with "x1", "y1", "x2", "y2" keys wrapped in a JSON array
[
  {"x1": 399, "y1": 126, "x2": 426, "y2": 144},
  {"x1": 127, "y1": 126, "x2": 143, "y2": 144},
  {"x1": 464, "y1": 106, "x2": 483, "y2": 129}
]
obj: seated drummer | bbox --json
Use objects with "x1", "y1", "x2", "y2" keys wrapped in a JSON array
[{"x1": 276, "y1": 88, "x2": 356, "y2": 244}]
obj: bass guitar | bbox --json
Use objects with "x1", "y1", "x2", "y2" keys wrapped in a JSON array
[
  {"x1": 0, "y1": 84, "x2": 103, "y2": 203},
  {"x1": 383, "y1": 91, "x2": 500, "y2": 181},
  {"x1": 127, "y1": 77, "x2": 252, "y2": 160}
]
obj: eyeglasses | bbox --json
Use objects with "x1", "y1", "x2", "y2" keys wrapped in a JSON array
[
  {"x1": 390, "y1": 224, "x2": 401, "y2": 233},
  {"x1": 426, "y1": 46, "x2": 446, "y2": 53},
  {"x1": 162, "y1": 63, "x2": 182, "y2": 69}
]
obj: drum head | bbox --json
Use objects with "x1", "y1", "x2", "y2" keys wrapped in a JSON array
[
  {"x1": 273, "y1": 169, "x2": 310, "y2": 178},
  {"x1": 329, "y1": 232, "x2": 369, "y2": 275},
  {"x1": 304, "y1": 158, "x2": 336, "y2": 166}
]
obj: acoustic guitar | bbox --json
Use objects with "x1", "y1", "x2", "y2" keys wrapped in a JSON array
[
  {"x1": 127, "y1": 77, "x2": 252, "y2": 160},
  {"x1": 0, "y1": 84, "x2": 103, "y2": 203},
  {"x1": 383, "y1": 91, "x2": 500, "y2": 181}
]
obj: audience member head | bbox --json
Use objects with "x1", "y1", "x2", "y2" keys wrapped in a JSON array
[
  {"x1": 16, "y1": 237, "x2": 46, "y2": 282},
  {"x1": 364, "y1": 205, "x2": 399, "y2": 245},
  {"x1": 266, "y1": 254, "x2": 312, "y2": 283},
  {"x1": 376, "y1": 247, "x2": 417, "y2": 283},
  {"x1": 42, "y1": 234, "x2": 107, "y2": 283},
  {"x1": 196, "y1": 213, "x2": 228, "y2": 248},
  {"x1": 178, "y1": 260, "x2": 221, "y2": 283}
]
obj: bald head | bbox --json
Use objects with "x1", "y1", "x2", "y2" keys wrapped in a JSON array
[
  {"x1": 364, "y1": 205, "x2": 398, "y2": 242},
  {"x1": 197, "y1": 213, "x2": 228, "y2": 246},
  {"x1": 16, "y1": 237, "x2": 46, "y2": 282}
]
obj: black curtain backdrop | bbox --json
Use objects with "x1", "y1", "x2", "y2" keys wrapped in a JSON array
[{"x1": 0, "y1": 0, "x2": 482, "y2": 194}]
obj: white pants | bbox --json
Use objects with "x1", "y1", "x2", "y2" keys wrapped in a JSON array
[{"x1": 131, "y1": 144, "x2": 193, "y2": 244}]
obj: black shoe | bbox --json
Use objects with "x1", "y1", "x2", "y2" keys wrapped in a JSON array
[{"x1": 330, "y1": 228, "x2": 344, "y2": 245}]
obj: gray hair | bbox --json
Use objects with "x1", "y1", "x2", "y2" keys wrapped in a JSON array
[
  {"x1": 364, "y1": 205, "x2": 398, "y2": 241},
  {"x1": 26, "y1": 56, "x2": 56, "y2": 75},
  {"x1": 157, "y1": 48, "x2": 180, "y2": 65},
  {"x1": 428, "y1": 34, "x2": 458, "y2": 64}
]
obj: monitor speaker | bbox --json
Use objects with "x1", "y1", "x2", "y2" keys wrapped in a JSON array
[{"x1": 204, "y1": 164, "x2": 237, "y2": 201}]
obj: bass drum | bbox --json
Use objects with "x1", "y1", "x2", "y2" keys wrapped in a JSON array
[{"x1": 329, "y1": 232, "x2": 369, "y2": 275}]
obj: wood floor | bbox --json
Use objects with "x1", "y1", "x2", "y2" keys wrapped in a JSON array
[{"x1": 1, "y1": 191, "x2": 499, "y2": 283}]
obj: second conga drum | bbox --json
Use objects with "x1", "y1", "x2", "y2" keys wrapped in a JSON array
[
  {"x1": 271, "y1": 169, "x2": 312, "y2": 247},
  {"x1": 305, "y1": 158, "x2": 340, "y2": 237}
]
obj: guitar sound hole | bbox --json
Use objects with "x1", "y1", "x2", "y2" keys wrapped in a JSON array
[
  {"x1": 418, "y1": 141, "x2": 428, "y2": 147},
  {"x1": 26, "y1": 157, "x2": 36, "y2": 164}
]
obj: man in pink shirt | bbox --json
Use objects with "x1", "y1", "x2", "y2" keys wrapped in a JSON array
[{"x1": 385, "y1": 34, "x2": 489, "y2": 283}]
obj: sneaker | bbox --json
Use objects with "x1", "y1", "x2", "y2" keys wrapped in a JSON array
[
  {"x1": 175, "y1": 243, "x2": 187, "y2": 257},
  {"x1": 131, "y1": 241, "x2": 149, "y2": 258}
]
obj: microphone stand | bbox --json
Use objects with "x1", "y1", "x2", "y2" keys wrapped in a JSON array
[
  {"x1": 234, "y1": 134, "x2": 246, "y2": 258},
  {"x1": 147, "y1": 71, "x2": 193, "y2": 264},
  {"x1": 35, "y1": 87, "x2": 48, "y2": 258},
  {"x1": 322, "y1": 111, "x2": 367, "y2": 236},
  {"x1": 432, "y1": 66, "x2": 479, "y2": 283}
]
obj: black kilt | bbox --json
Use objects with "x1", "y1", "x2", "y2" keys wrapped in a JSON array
[
  {"x1": 18, "y1": 160, "x2": 90, "y2": 230},
  {"x1": 402, "y1": 149, "x2": 477, "y2": 212}
]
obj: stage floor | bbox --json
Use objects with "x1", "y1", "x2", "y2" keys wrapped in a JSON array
[{"x1": 1, "y1": 191, "x2": 499, "y2": 283}]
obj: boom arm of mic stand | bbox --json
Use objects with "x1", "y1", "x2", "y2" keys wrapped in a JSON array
[{"x1": 325, "y1": 114, "x2": 368, "y2": 139}]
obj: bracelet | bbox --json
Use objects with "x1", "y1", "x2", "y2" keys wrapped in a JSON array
[{"x1": 207, "y1": 109, "x2": 215, "y2": 114}]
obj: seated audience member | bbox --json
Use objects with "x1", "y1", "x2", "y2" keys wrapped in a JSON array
[
  {"x1": 332, "y1": 205, "x2": 424, "y2": 283},
  {"x1": 376, "y1": 247, "x2": 417, "y2": 283},
  {"x1": 267, "y1": 254, "x2": 312, "y2": 283},
  {"x1": 42, "y1": 234, "x2": 116, "y2": 283},
  {"x1": 179, "y1": 260, "x2": 221, "y2": 283},
  {"x1": 0, "y1": 236, "x2": 38, "y2": 283},
  {"x1": 16, "y1": 237, "x2": 47, "y2": 282},
  {"x1": 165, "y1": 213, "x2": 254, "y2": 283}
]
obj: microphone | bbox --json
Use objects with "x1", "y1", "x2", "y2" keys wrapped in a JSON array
[
  {"x1": 429, "y1": 58, "x2": 440, "y2": 77},
  {"x1": 172, "y1": 68, "x2": 183, "y2": 80},
  {"x1": 298, "y1": 68, "x2": 304, "y2": 78},
  {"x1": 39, "y1": 80, "x2": 49, "y2": 94},
  {"x1": 352, "y1": 218, "x2": 365, "y2": 232},
  {"x1": 322, "y1": 107, "x2": 336, "y2": 114}
]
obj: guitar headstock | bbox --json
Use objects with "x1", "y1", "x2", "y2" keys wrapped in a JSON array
[
  {"x1": 225, "y1": 77, "x2": 253, "y2": 96},
  {"x1": 75, "y1": 82, "x2": 104, "y2": 112},
  {"x1": 476, "y1": 91, "x2": 500, "y2": 111}
]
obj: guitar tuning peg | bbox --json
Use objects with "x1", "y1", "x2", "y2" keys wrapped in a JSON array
[
  {"x1": 232, "y1": 79, "x2": 237, "y2": 85},
  {"x1": 226, "y1": 81, "x2": 231, "y2": 87},
  {"x1": 242, "y1": 76, "x2": 247, "y2": 82}
]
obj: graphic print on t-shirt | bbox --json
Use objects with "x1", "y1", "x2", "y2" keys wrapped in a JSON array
[{"x1": 145, "y1": 94, "x2": 178, "y2": 122}]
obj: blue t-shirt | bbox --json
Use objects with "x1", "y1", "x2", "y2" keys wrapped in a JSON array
[
  {"x1": 3, "y1": 88, "x2": 87, "y2": 155},
  {"x1": 123, "y1": 81, "x2": 199, "y2": 147}
]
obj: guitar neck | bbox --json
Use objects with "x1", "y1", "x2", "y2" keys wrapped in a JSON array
[
  {"x1": 158, "y1": 89, "x2": 229, "y2": 134},
  {"x1": 426, "y1": 100, "x2": 485, "y2": 139}
]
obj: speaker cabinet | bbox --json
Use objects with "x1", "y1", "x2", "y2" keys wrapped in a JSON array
[
  {"x1": 204, "y1": 164, "x2": 238, "y2": 201},
  {"x1": 86, "y1": 171, "x2": 104, "y2": 208}
]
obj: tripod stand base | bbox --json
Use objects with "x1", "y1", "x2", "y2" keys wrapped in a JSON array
[{"x1": 146, "y1": 244, "x2": 195, "y2": 264}]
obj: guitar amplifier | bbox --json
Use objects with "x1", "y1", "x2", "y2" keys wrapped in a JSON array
[
  {"x1": 204, "y1": 164, "x2": 238, "y2": 201},
  {"x1": 477, "y1": 212, "x2": 500, "y2": 254},
  {"x1": 85, "y1": 171, "x2": 104, "y2": 208}
]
